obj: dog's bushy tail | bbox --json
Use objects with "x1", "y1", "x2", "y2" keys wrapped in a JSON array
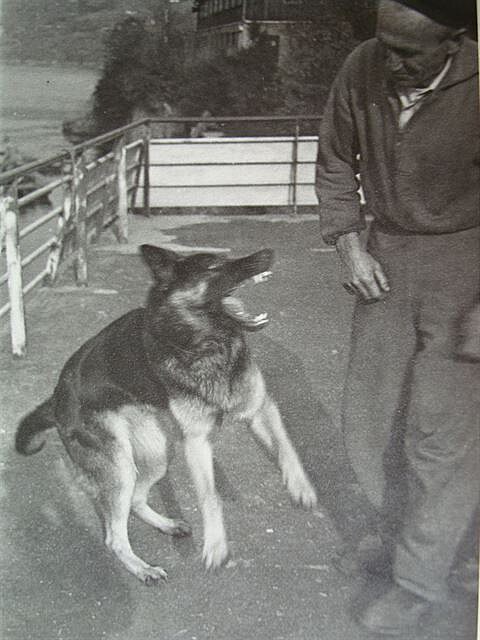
[{"x1": 16, "y1": 398, "x2": 57, "y2": 455}]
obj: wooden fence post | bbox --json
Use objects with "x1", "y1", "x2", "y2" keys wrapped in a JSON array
[
  {"x1": 130, "y1": 141, "x2": 145, "y2": 212},
  {"x1": 73, "y1": 153, "x2": 88, "y2": 286},
  {"x1": 44, "y1": 159, "x2": 73, "y2": 285},
  {"x1": 114, "y1": 138, "x2": 129, "y2": 243},
  {"x1": 96, "y1": 158, "x2": 112, "y2": 241},
  {"x1": 290, "y1": 118, "x2": 300, "y2": 216},
  {"x1": 1, "y1": 187, "x2": 26, "y2": 357},
  {"x1": 143, "y1": 126, "x2": 151, "y2": 217}
]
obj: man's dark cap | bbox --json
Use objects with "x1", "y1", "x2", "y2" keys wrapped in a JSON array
[{"x1": 392, "y1": 0, "x2": 477, "y2": 29}]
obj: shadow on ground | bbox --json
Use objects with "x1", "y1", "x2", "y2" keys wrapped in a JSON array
[
  {"x1": 1, "y1": 215, "x2": 477, "y2": 640},
  {"x1": 1, "y1": 442, "x2": 133, "y2": 639}
]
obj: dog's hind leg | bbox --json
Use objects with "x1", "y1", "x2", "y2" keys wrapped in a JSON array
[
  {"x1": 132, "y1": 477, "x2": 192, "y2": 538},
  {"x1": 250, "y1": 394, "x2": 317, "y2": 509},
  {"x1": 75, "y1": 411, "x2": 168, "y2": 586},
  {"x1": 96, "y1": 458, "x2": 168, "y2": 586},
  {"x1": 121, "y1": 405, "x2": 192, "y2": 538}
]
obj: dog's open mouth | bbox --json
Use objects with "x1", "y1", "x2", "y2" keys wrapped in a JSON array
[{"x1": 221, "y1": 270, "x2": 272, "y2": 330}]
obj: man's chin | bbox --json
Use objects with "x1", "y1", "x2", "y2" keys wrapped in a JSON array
[
  {"x1": 387, "y1": 69, "x2": 441, "y2": 90},
  {"x1": 388, "y1": 73, "x2": 425, "y2": 90}
]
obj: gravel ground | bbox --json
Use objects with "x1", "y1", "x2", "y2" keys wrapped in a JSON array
[{"x1": 0, "y1": 213, "x2": 477, "y2": 640}]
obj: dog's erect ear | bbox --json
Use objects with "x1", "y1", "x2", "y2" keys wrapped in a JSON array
[{"x1": 140, "y1": 245, "x2": 178, "y2": 283}]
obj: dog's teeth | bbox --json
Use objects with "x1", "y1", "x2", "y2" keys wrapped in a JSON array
[
  {"x1": 252, "y1": 271, "x2": 272, "y2": 284},
  {"x1": 254, "y1": 313, "x2": 268, "y2": 323}
]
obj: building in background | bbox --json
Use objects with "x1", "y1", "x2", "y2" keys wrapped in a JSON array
[
  {"x1": 193, "y1": 0, "x2": 311, "y2": 64},
  {"x1": 166, "y1": 0, "x2": 197, "y2": 41},
  {"x1": 0, "y1": 0, "x2": 196, "y2": 65}
]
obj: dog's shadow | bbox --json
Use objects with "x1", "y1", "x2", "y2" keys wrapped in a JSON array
[
  {"x1": 249, "y1": 334, "x2": 375, "y2": 550},
  {"x1": 147, "y1": 332, "x2": 374, "y2": 562},
  {"x1": 1, "y1": 335, "x2": 373, "y2": 640},
  {"x1": 1, "y1": 441, "x2": 134, "y2": 640}
]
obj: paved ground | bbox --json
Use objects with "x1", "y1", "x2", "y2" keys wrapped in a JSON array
[{"x1": 0, "y1": 213, "x2": 477, "y2": 640}]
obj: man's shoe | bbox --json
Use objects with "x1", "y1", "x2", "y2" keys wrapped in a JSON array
[
  {"x1": 332, "y1": 536, "x2": 392, "y2": 578},
  {"x1": 359, "y1": 585, "x2": 431, "y2": 636},
  {"x1": 362, "y1": 546, "x2": 393, "y2": 577}
]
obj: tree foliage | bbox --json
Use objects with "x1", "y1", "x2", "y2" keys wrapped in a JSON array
[
  {"x1": 69, "y1": 1, "x2": 378, "y2": 141},
  {"x1": 179, "y1": 30, "x2": 281, "y2": 118},
  {"x1": 92, "y1": 15, "x2": 184, "y2": 133},
  {"x1": 277, "y1": 0, "x2": 377, "y2": 114},
  {"x1": 180, "y1": 1, "x2": 377, "y2": 118}
]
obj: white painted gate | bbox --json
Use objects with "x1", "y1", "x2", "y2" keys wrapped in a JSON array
[{"x1": 136, "y1": 136, "x2": 319, "y2": 208}]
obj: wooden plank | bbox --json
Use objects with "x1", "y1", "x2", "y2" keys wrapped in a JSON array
[
  {"x1": 142, "y1": 162, "x2": 315, "y2": 187},
  {"x1": 148, "y1": 136, "x2": 318, "y2": 165},
  {"x1": 146, "y1": 184, "x2": 318, "y2": 207}
]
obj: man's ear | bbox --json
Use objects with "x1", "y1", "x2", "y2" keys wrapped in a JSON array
[{"x1": 140, "y1": 245, "x2": 178, "y2": 284}]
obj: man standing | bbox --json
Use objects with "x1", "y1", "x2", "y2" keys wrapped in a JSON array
[{"x1": 316, "y1": 0, "x2": 479, "y2": 635}]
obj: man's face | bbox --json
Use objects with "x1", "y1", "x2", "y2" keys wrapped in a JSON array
[{"x1": 376, "y1": 2, "x2": 456, "y2": 89}]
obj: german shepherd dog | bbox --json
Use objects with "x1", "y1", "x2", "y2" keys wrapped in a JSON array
[{"x1": 16, "y1": 245, "x2": 317, "y2": 585}]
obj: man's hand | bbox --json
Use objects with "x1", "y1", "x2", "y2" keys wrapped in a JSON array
[{"x1": 335, "y1": 232, "x2": 390, "y2": 302}]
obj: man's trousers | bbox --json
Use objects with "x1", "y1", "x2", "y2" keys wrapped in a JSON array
[{"x1": 343, "y1": 225, "x2": 479, "y2": 602}]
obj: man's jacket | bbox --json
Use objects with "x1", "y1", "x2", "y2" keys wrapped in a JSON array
[{"x1": 316, "y1": 37, "x2": 479, "y2": 244}]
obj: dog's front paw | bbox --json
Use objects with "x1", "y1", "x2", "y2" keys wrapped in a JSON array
[
  {"x1": 168, "y1": 519, "x2": 192, "y2": 537},
  {"x1": 203, "y1": 536, "x2": 229, "y2": 570},
  {"x1": 285, "y1": 471, "x2": 318, "y2": 510},
  {"x1": 139, "y1": 564, "x2": 168, "y2": 586}
]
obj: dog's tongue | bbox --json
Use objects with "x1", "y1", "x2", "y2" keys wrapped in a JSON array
[{"x1": 221, "y1": 296, "x2": 268, "y2": 331}]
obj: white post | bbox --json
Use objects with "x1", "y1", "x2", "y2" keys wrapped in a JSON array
[
  {"x1": 45, "y1": 161, "x2": 73, "y2": 285},
  {"x1": 115, "y1": 138, "x2": 129, "y2": 243},
  {"x1": 1, "y1": 192, "x2": 26, "y2": 357},
  {"x1": 73, "y1": 153, "x2": 88, "y2": 286}
]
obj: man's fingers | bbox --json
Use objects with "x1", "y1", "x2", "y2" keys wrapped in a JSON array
[
  {"x1": 374, "y1": 267, "x2": 390, "y2": 293},
  {"x1": 343, "y1": 278, "x2": 378, "y2": 300},
  {"x1": 341, "y1": 252, "x2": 390, "y2": 302},
  {"x1": 356, "y1": 279, "x2": 379, "y2": 301},
  {"x1": 351, "y1": 274, "x2": 386, "y2": 302}
]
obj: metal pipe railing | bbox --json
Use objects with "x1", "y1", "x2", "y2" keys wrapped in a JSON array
[
  {"x1": 0, "y1": 119, "x2": 149, "y2": 185},
  {"x1": 1, "y1": 122, "x2": 148, "y2": 356},
  {"x1": 1, "y1": 115, "x2": 321, "y2": 357},
  {"x1": 19, "y1": 206, "x2": 63, "y2": 239},
  {"x1": 17, "y1": 175, "x2": 70, "y2": 208}
]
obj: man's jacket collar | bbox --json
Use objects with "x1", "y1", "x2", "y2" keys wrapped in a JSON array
[{"x1": 438, "y1": 37, "x2": 478, "y2": 90}]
